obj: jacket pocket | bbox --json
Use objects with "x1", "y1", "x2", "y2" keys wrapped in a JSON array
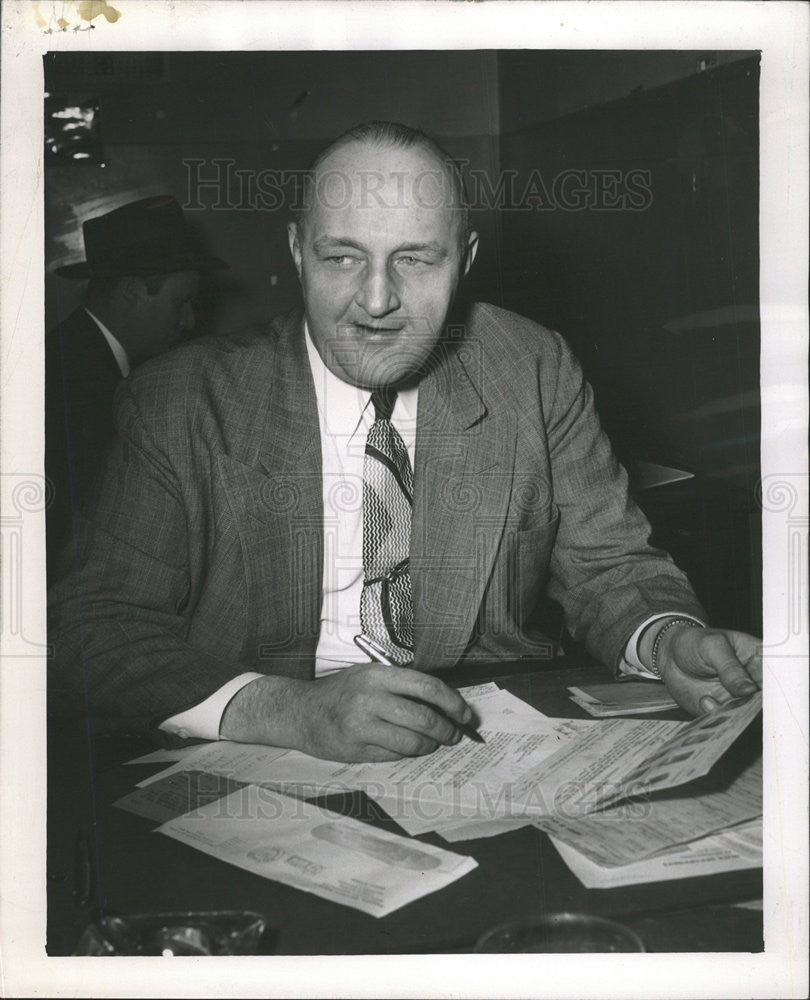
[{"x1": 517, "y1": 506, "x2": 561, "y2": 594}]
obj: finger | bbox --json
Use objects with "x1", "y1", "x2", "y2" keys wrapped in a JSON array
[
  {"x1": 375, "y1": 668, "x2": 473, "y2": 725},
  {"x1": 365, "y1": 717, "x2": 441, "y2": 758},
  {"x1": 663, "y1": 669, "x2": 738, "y2": 717},
  {"x1": 727, "y1": 632, "x2": 763, "y2": 684},
  {"x1": 698, "y1": 633, "x2": 760, "y2": 697},
  {"x1": 361, "y1": 743, "x2": 414, "y2": 763},
  {"x1": 377, "y1": 693, "x2": 462, "y2": 747},
  {"x1": 699, "y1": 695, "x2": 720, "y2": 714}
]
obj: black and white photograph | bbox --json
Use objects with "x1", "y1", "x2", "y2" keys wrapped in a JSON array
[{"x1": 0, "y1": 2, "x2": 807, "y2": 997}]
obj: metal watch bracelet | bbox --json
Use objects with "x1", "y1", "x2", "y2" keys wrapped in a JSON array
[{"x1": 649, "y1": 617, "x2": 704, "y2": 677}]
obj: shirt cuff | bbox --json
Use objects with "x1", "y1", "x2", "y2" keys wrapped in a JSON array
[
  {"x1": 619, "y1": 613, "x2": 706, "y2": 679},
  {"x1": 158, "y1": 672, "x2": 265, "y2": 741}
]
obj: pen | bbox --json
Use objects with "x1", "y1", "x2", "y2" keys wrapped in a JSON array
[{"x1": 354, "y1": 634, "x2": 485, "y2": 743}]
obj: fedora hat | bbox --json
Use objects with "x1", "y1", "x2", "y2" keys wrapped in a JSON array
[{"x1": 55, "y1": 195, "x2": 228, "y2": 279}]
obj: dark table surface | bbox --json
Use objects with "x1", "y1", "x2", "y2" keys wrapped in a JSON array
[{"x1": 47, "y1": 657, "x2": 762, "y2": 955}]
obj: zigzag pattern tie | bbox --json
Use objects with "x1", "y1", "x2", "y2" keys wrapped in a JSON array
[{"x1": 359, "y1": 390, "x2": 414, "y2": 665}]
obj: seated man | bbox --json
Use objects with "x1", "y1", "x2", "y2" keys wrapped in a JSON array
[
  {"x1": 45, "y1": 195, "x2": 227, "y2": 573},
  {"x1": 48, "y1": 122, "x2": 761, "y2": 762}
]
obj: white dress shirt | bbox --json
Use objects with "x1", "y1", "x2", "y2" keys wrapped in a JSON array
[
  {"x1": 159, "y1": 323, "x2": 700, "y2": 740},
  {"x1": 303, "y1": 323, "x2": 419, "y2": 673},
  {"x1": 83, "y1": 307, "x2": 131, "y2": 377}
]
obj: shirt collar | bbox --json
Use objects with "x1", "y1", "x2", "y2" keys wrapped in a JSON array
[{"x1": 83, "y1": 307, "x2": 130, "y2": 377}]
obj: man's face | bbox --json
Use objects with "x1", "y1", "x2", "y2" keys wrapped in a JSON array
[
  {"x1": 133, "y1": 270, "x2": 199, "y2": 362},
  {"x1": 288, "y1": 141, "x2": 478, "y2": 388}
]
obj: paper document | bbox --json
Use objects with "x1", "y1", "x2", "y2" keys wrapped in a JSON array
[
  {"x1": 136, "y1": 688, "x2": 760, "y2": 841},
  {"x1": 437, "y1": 816, "x2": 534, "y2": 842},
  {"x1": 125, "y1": 745, "x2": 204, "y2": 766},
  {"x1": 158, "y1": 786, "x2": 477, "y2": 917},
  {"x1": 534, "y1": 756, "x2": 761, "y2": 867},
  {"x1": 551, "y1": 817, "x2": 762, "y2": 889},
  {"x1": 115, "y1": 770, "x2": 247, "y2": 823},
  {"x1": 136, "y1": 741, "x2": 289, "y2": 788},
  {"x1": 510, "y1": 692, "x2": 761, "y2": 815},
  {"x1": 568, "y1": 681, "x2": 678, "y2": 717},
  {"x1": 508, "y1": 716, "x2": 682, "y2": 815},
  {"x1": 266, "y1": 725, "x2": 581, "y2": 819},
  {"x1": 136, "y1": 684, "x2": 588, "y2": 833},
  {"x1": 467, "y1": 685, "x2": 557, "y2": 732},
  {"x1": 594, "y1": 692, "x2": 762, "y2": 808}
]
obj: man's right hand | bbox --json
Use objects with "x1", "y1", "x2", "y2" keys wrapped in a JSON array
[{"x1": 219, "y1": 664, "x2": 475, "y2": 762}]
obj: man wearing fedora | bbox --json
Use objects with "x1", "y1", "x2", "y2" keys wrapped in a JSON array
[{"x1": 45, "y1": 194, "x2": 227, "y2": 572}]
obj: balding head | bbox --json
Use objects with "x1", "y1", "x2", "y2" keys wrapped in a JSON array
[{"x1": 295, "y1": 121, "x2": 471, "y2": 254}]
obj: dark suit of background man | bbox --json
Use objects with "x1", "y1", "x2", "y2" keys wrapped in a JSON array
[
  {"x1": 48, "y1": 123, "x2": 762, "y2": 762},
  {"x1": 45, "y1": 195, "x2": 227, "y2": 573}
]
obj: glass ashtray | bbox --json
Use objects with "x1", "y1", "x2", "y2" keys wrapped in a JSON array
[
  {"x1": 73, "y1": 910, "x2": 268, "y2": 955},
  {"x1": 475, "y1": 912, "x2": 645, "y2": 953}
]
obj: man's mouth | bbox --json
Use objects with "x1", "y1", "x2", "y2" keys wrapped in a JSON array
[
  {"x1": 354, "y1": 321, "x2": 406, "y2": 331},
  {"x1": 351, "y1": 322, "x2": 407, "y2": 338}
]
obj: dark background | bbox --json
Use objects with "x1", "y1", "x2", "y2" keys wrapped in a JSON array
[{"x1": 44, "y1": 49, "x2": 761, "y2": 635}]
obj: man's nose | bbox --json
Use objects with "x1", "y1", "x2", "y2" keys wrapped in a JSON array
[{"x1": 354, "y1": 265, "x2": 401, "y2": 317}]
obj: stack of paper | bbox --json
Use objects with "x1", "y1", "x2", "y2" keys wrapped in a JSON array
[
  {"x1": 550, "y1": 818, "x2": 762, "y2": 889},
  {"x1": 568, "y1": 681, "x2": 678, "y2": 717},
  {"x1": 533, "y1": 757, "x2": 762, "y2": 868},
  {"x1": 124, "y1": 685, "x2": 762, "y2": 898}
]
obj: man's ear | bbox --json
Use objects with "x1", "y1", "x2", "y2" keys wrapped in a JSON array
[
  {"x1": 287, "y1": 221, "x2": 303, "y2": 279},
  {"x1": 462, "y1": 231, "x2": 479, "y2": 277},
  {"x1": 119, "y1": 276, "x2": 144, "y2": 306}
]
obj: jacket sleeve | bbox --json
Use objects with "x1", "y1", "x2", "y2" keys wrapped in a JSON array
[
  {"x1": 47, "y1": 380, "x2": 245, "y2": 736},
  {"x1": 541, "y1": 332, "x2": 706, "y2": 669}
]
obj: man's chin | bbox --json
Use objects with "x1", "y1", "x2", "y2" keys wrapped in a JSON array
[
  {"x1": 334, "y1": 369, "x2": 417, "y2": 392},
  {"x1": 350, "y1": 358, "x2": 433, "y2": 391},
  {"x1": 322, "y1": 343, "x2": 435, "y2": 390}
]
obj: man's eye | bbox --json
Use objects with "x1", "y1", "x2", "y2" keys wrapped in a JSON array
[
  {"x1": 324, "y1": 255, "x2": 358, "y2": 266},
  {"x1": 396, "y1": 255, "x2": 428, "y2": 268}
]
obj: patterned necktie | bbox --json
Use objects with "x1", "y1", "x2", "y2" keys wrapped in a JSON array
[{"x1": 359, "y1": 389, "x2": 414, "y2": 665}]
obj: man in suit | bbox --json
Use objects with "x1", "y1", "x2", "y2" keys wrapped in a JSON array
[
  {"x1": 45, "y1": 195, "x2": 226, "y2": 573},
  {"x1": 48, "y1": 123, "x2": 762, "y2": 762}
]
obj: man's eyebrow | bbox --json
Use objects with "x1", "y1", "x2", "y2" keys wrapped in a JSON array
[
  {"x1": 395, "y1": 242, "x2": 448, "y2": 257},
  {"x1": 312, "y1": 236, "x2": 367, "y2": 253},
  {"x1": 311, "y1": 237, "x2": 448, "y2": 258}
]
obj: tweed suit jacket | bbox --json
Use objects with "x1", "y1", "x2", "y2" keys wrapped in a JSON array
[
  {"x1": 48, "y1": 303, "x2": 705, "y2": 733},
  {"x1": 45, "y1": 306, "x2": 123, "y2": 576}
]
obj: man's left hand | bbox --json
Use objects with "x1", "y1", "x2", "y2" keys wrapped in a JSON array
[{"x1": 654, "y1": 624, "x2": 762, "y2": 715}]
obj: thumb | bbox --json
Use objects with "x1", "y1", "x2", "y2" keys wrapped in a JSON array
[{"x1": 699, "y1": 632, "x2": 760, "y2": 697}]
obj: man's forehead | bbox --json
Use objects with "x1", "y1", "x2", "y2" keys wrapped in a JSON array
[
  {"x1": 298, "y1": 142, "x2": 459, "y2": 249},
  {"x1": 310, "y1": 142, "x2": 454, "y2": 205},
  {"x1": 315, "y1": 138, "x2": 446, "y2": 178}
]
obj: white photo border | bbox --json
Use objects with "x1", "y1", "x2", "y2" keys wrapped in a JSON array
[{"x1": 1, "y1": 2, "x2": 807, "y2": 997}]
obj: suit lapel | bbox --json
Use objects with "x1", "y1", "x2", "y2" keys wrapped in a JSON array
[
  {"x1": 220, "y1": 310, "x2": 516, "y2": 670},
  {"x1": 219, "y1": 313, "x2": 323, "y2": 667},
  {"x1": 257, "y1": 312, "x2": 320, "y2": 480},
  {"x1": 411, "y1": 342, "x2": 517, "y2": 670}
]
